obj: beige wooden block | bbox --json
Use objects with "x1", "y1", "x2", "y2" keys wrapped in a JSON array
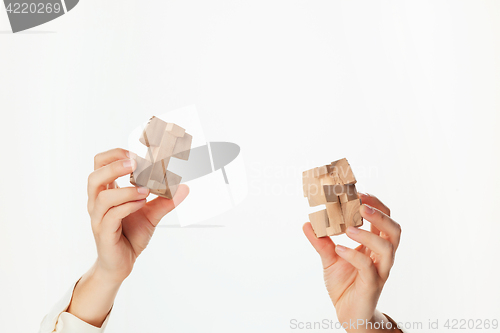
[
  {"x1": 166, "y1": 122, "x2": 186, "y2": 137},
  {"x1": 172, "y1": 133, "x2": 192, "y2": 160},
  {"x1": 130, "y1": 155, "x2": 153, "y2": 187},
  {"x1": 330, "y1": 158, "x2": 356, "y2": 185},
  {"x1": 149, "y1": 157, "x2": 171, "y2": 184},
  {"x1": 303, "y1": 171, "x2": 326, "y2": 206},
  {"x1": 139, "y1": 116, "x2": 167, "y2": 147},
  {"x1": 147, "y1": 131, "x2": 177, "y2": 162},
  {"x1": 341, "y1": 199, "x2": 363, "y2": 228},
  {"x1": 309, "y1": 210, "x2": 328, "y2": 238},
  {"x1": 163, "y1": 170, "x2": 182, "y2": 199},
  {"x1": 339, "y1": 193, "x2": 349, "y2": 204},
  {"x1": 344, "y1": 184, "x2": 359, "y2": 201},
  {"x1": 147, "y1": 179, "x2": 167, "y2": 196},
  {"x1": 313, "y1": 165, "x2": 329, "y2": 177},
  {"x1": 325, "y1": 202, "x2": 345, "y2": 235}
]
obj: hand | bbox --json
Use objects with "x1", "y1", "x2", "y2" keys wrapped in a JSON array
[
  {"x1": 303, "y1": 194, "x2": 402, "y2": 333},
  {"x1": 67, "y1": 148, "x2": 189, "y2": 327},
  {"x1": 87, "y1": 148, "x2": 189, "y2": 282}
]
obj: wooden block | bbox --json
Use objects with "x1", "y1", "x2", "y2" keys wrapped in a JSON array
[
  {"x1": 147, "y1": 132, "x2": 177, "y2": 162},
  {"x1": 303, "y1": 173, "x2": 326, "y2": 207},
  {"x1": 166, "y1": 122, "x2": 186, "y2": 137},
  {"x1": 130, "y1": 155, "x2": 153, "y2": 187},
  {"x1": 139, "y1": 116, "x2": 167, "y2": 147},
  {"x1": 330, "y1": 158, "x2": 356, "y2": 185},
  {"x1": 313, "y1": 165, "x2": 329, "y2": 178},
  {"x1": 344, "y1": 184, "x2": 358, "y2": 201},
  {"x1": 325, "y1": 202, "x2": 345, "y2": 235},
  {"x1": 147, "y1": 179, "x2": 167, "y2": 196},
  {"x1": 323, "y1": 184, "x2": 346, "y2": 202},
  {"x1": 341, "y1": 199, "x2": 363, "y2": 228},
  {"x1": 172, "y1": 133, "x2": 192, "y2": 160},
  {"x1": 339, "y1": 193, "x2": 349, "y2": 204},
  {"x1": 309, "y1": 210, "x2": 328, "y2": 238},
  {"x1": 163, "y1": 170, "x2": 182, "y2": 199},
  {"x1": 149, "y1": 157, "x2": 171, "y2": 184}
]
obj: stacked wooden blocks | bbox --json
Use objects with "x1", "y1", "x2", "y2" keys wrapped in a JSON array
[
  {"x1": 302, "y1": 158, "x2": 363, "y2": 237},
  {"x1": 130, "y1": 116, "x2": 192, "y2": 199}
]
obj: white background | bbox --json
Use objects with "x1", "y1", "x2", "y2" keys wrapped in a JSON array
[{"x1": 1, "y1": 1, "x2": 499, "y2": 332}]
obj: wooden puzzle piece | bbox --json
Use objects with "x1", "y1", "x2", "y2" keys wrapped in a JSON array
[
  {"x1": 130, "y1": 116, "x2": 192, "y2": 199},
  {"x1": 325, "y1": 202, "x2": 345, "y2": 235},
  {"x1": 341, "y1": 199, "x2": 363, "y2": 228},
  {"x1": 308, "y1": 210, "x2": 328, "y2": 238},
  {"x1": 303, "y1": 158, "x2": 362, "y2": 237},
  {"x1": 172, "y1": 133, "x2": 192, "y2": 160}
]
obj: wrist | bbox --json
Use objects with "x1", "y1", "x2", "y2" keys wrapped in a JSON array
[{"x1": 91, "y1": 261, "x2": 128, "y2": 286}]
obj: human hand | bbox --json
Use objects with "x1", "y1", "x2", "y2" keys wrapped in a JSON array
[
  {"x1": 303, "y1": 194, "x2": 402, "y2": 332},
  {"x1": 87, "y1": 148, "x2": 189, "y2": 283}
]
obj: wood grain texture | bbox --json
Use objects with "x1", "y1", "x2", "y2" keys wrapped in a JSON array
[
  {"x1": 341, "y1": 198, "x2": 363, "y2": 228},
  {"x1": 325, "y1": 202, "x2": 345, "y2": 235}
]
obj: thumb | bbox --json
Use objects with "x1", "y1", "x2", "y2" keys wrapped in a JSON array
[{"x1": 303, "y1": 222, "x2": 339, "y2": 269}]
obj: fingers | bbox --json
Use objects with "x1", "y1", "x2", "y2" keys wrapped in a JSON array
[
  {"x1": 359, "y1": 193, "x2": 390, "y2": 216},
  {"x1": 335, "y1": 244, "x2": 378, "y2": 284},
  {"x1": 94, "y1": 148, "x2": 133, "y2": 170},
  {"x1": 99, "y1": 199, "x2": 147, "y2": 235},
  {"x1": 142, "y1": 184, "x2": 190, "y2": 227},
  {"x1": 88, "y1": 159, "x2": 137, "y2": 211},
  {"x1": 303, "y1": 222, "x2": 339, "y2": 269},
  {"x1": 346, "y1": 226, "x2": 394, "y2": 280},
  {"x1": 91, "y1": 187, "x2": 150, "y2": 222},
  {"x1": 360, "y1": 204, "x2": 402, "y2": 251}
]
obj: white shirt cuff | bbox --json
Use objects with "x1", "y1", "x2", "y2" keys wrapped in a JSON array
[{"x1": 39, "y1": 279, "x2": 111, "y2": 333}]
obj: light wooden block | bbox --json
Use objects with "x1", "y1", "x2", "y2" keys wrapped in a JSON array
[
  {"x1": 130, "y1": 155, "x2": 153, "y2": 188},
  {"x1": 341, "y1": 199, "x2": 363, "y2": 228},
  {"x1": 330, "y1": 158, "x2": 356, "y2": 185},
  {"x1": 163, "y1": 170, "x2": 182, "y2": 199},
  {"x1": 325, "y1": 202, "x2": 345, "y2": 235},
  {"x1": 309, "y1": 210, "x2": 328, "y2": 238},
  {"x1": 303, "y1": 170, "x2": 326, "y2": 205},
  {"x1": 139, "y1": 116, "x2": 167, "y2": 147},
  {"x1": 172, "y1": 133, "x2": 192, "y2": 160},
  {"x1": 166, "y1": 122, "x2": 186, "y2": 137}
]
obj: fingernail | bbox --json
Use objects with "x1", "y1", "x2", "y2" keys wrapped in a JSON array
[
  {"x1": 123, "y1": 159, "x2": 134, "y2": 169},
  {"x1": 363, "y1": 204, "x2": 375, "y2": 214},
  {"x1": 335, "y1": 245, "x2": 346, "y2": 252},
  {"x1": 347, "y1": 226, "x2": 360, "y2": 234},
  {"x1": 126, "y1": 151, "x2": 137, "y2": 159},
  {"x1": 137, "y1": 187, "x2": 149, "y2": 195}
]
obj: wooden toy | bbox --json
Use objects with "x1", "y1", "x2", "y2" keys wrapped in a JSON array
[
  {"x1": 130, "y1": 116, "x2": 192, "y2": 199},
  {"x1": 303, "y1": 158, "x2": 362, "y2": 237}
]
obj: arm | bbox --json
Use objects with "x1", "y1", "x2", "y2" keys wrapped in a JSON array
[
  {"x1": 303, "y1": 193, "x2": 403, "y2": 333},
  {"x1": 65, "y1": 148, "x2": 189, "y2": 327}
]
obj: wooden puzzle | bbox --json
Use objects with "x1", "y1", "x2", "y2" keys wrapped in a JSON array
[
  {"x1": 130, "y1": 116, "x2": 192, "y2": 199},
  {"x1": 303, "y1": 158, "x2": 363, "y2": 237}
]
